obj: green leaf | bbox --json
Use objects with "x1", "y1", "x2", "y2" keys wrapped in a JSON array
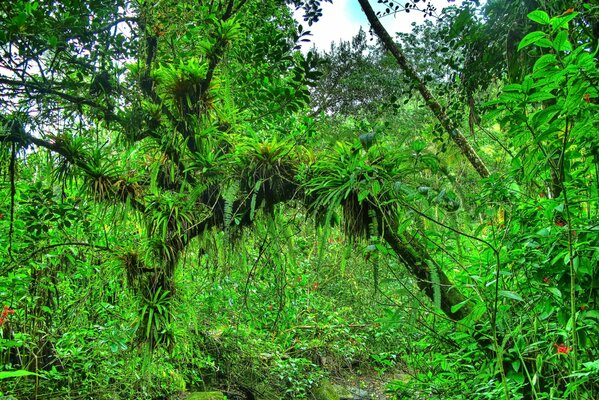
[
  {"x1": 552, "y1": 31, "x2": 572, "y2": 52},
  {"x1": 536, "y1": 38, "x2": 554, "y2": 48},
  {"x1": 147, "y1": 308, "x2": 154, "y2": 338},
  {"x1": 371, "y1": 180, "x2": 381, "y2": 196},
  {"x1": 531, "y1": 107, "x2": 559, "y2": 127},
  {"x1": 511, "y1": 360, "x2": 521, "y2": 372},
  {"x1": 0, "y1": 370, "x2": 38, "y2": 379},
  {"x1": 11, "y1": 13, "x2": 28, "y2": 27},
  {"x1": 522, "y1": 76, "x2": 533, "y2": 93},
  {"x1": 499, "y1": 290, "x2": 524, "y2": 302},
  {"x1": 508, "y1": 370, "x2": 525, "y2": 385},
  {"x1": 518, "y1": 31, "x2": 546, "y2": 51},
  {"x1": 536, "y1": 227, "x2": 551, "y2": 237},
  {"x1": 533, "y1": 54, "x2": 557, "y2": 72},
  {"x1": 411, "y1": 140, "x2": 427, "y2": 152},
  {"x1": 499, "y1": 92, "x2": 524, "y2": 103},
  {"x1": 357, "y1": 189, "x2": 369, "y2": 203},
  {"x1": 527, "y1": 91, "x2": 556, "y2": 102},
  {"x1": 551, "y1": 12, "x2": 579, "y2": 32},
  {"x1": 503, "y1": 84, "x2": 522, "y2": 92},
  {"x1": 450, "y1": 299, "x2": 470, "y2": 314},
  {"x1": 464, "y1": 302, "x2": 487, "y2": 324},
  {"x1": 547, "y1": 287, "x2": 562, "y2": 299},
  {"x1": 527, "y1": 10, "x2": 550, "y2": 25},
  {"x1": 583, "y1": 310, "x2": 599, "y2": 320}
]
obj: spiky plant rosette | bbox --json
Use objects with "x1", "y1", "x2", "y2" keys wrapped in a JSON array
[
  {"x1": 305, "y1": 141, "x2": 400, "y2": 239},
  {"x1": 81, "y1": 146, "x2": 144, "y2": 204},
  {"x1": 151, "y1": 58, "x2": 209, "y2": 116},
  {"x1": 237, "y1": 136, "x2": 302, "y2": 212}
]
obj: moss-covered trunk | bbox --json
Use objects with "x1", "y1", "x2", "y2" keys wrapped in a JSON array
[{"x1": 382, "y1": 220, "x2": 472, "y2": 321}]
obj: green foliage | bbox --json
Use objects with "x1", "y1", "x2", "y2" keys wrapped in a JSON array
[
  {"x1": 312, "y1": 29, "x2": 406, "y2": 116},
  {"x1": 385, "y1": 8, "x2": 599, "y2": 399},
  {"x1": 152, "y1": 58, "x2": 210, "y2": 115},
  {"x1": 137, "y1": 287, "x2": 173, "y2": 349},
  {"x1": 272, "y1": 357, "x2": 325, "y2": 397},
  {"x1": 1, "y1": 1, "x2": 598, "y2": 399}
]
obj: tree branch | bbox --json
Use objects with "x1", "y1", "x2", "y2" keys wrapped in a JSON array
[
  {"x1": 0, "y1": 77, "x2": 118, "y2": 121},
  {"x1": 0, "y1": 124, "x2": 146, "y2": 213}
]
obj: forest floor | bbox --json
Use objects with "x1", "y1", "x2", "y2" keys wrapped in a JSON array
[{"x1": 332, "y1": 367, "x2": 410, "y2": 399}]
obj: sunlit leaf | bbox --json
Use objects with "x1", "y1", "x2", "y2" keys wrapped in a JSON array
[
  {"x1": 498, "y1": 290, "x2": 524, "y2": 302},
  {"x1": 527, "y1": 10, "x2": 550, "y2": 25},
  {"x1": 518, "y1": 31, "x2": 546, "y2": 51},
  {"x1": 0, "y1": 370, "x2": 38, "y2": 380}
]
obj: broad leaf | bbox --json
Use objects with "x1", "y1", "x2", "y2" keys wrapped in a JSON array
[
  {"x1": 527, "y1": 10, "x2": 550, "y2": 25},
  {"x1": 0, "y1": 370, "x2": 38, "y2": 379},
  {"x1": 499, "y1": 290, "x2": 524, "y2": 302},
  {"x1": 527, "y1": 91, "x2": 556, "y2": 102},
  {"x1": 552, "y1": 31, "x2": 572, "y2": 52},
  {"x1": 551, "y1": 12, "x2": 579, "y2": 32},
  {"x1": 518, "y1": 31, "x2": 546, "y2": 51},
  {"x1": 533, "y1": 54, "x2": 557, "y2": 72}
]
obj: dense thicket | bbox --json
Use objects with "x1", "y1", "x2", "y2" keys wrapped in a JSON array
[{"x1": 1, "y1": 1, "x2": 598, "y2": 399}]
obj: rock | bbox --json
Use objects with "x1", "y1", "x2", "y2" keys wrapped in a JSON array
[
  {"x1": 312, "y1": 380, "x2": 341, "y2": 400},
  {"x1": 313, "y1": 381, "x2": 365, "y2": 400},
  {"x1": 186, "y1": 391, "x2": 225, "y2": 400},
  {"x1": 332, "y1": 384, "x2": 354, "y2": 399},
  {"x1": 347, "y1": 387, "x2": 370, "y2": 399}
]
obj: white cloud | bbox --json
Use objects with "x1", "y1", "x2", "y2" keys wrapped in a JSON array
[
  {"x1": 293, "y1": 0, "x2": 458, "y2": 51},
  {"x1": 293, "y1": 0, "x2": 362, "y2": 51}
]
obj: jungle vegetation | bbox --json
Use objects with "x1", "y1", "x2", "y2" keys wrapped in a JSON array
[{"x1": 0, "y1": 0, "x2": 598, "y2": 399}]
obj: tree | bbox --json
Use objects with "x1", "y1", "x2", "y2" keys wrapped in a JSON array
[
  {"x1": 310, "y1": 28, "x2": 407, "y2": 116},
  {"x1": 358, "y1": 0, "x2": 490, "y2": 179},
  {"x1": 0, "y1": 0, "x2": 321, "y2": 351}
]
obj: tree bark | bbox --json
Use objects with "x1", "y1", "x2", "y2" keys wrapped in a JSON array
[
  {"x1": 382, "y1": 219, "x2": 472, "y2": 320},
  {"x1": 357, "y1": 0, "x2": 490, "y2": 179}
]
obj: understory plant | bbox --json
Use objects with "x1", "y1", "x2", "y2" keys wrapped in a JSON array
[{"x1": 385, "y1": 8, "x2": 598, "y2": 400}]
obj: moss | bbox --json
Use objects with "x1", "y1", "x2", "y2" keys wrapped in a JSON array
[
  {"x1": 312, "y1": 381, "x2": 341, "y2": 400},
  {"x1": 332, "y1": 384, "x2": 353, "y2": 399},
  {"x1": 186, "y1": 391, "x2": 225, "y2": 400}
]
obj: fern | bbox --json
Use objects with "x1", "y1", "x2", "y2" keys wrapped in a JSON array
[
  {"x1": 250, "y1": 179, "x2": 262, "y2": 221},
  {"x1": 223, "y1": 181, "x2": 239, "y2": 229},
  {"x1": 427, "y1": 259, "x2": 442, "y2": 311}
]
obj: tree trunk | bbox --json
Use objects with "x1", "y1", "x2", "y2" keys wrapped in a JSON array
[
  {"x1": 357, "y1": 0, "x2": 490, "y2": 179},
  {"x1": 382, "y1": 219, "x2": 472, "y2": 321}
]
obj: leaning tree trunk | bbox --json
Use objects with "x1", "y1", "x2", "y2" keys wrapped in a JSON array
[
  {"x1": 356, "y1": 0, "x2": 486, "y2": 320},
  {"x1": 357, "y1": 0, "x2": 490, "y2": 179},
  {"x1": 380, "y1": 215, "x2": 472, "y2": 321},
  {"x1": 386, "y1": 233, "x2": 472, "y2": 320}
]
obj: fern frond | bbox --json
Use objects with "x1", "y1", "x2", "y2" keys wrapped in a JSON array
[
  {"x1": 427, "y1": 259, "x2": 442, "y2": 311},
  {"x1": 223, "y1": 181, "x2": 240, "y2": 229}
]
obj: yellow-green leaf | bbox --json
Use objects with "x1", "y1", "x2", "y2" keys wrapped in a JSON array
[{"x1": 518, "y1": 31, "x2": 546, "y2": 51}]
